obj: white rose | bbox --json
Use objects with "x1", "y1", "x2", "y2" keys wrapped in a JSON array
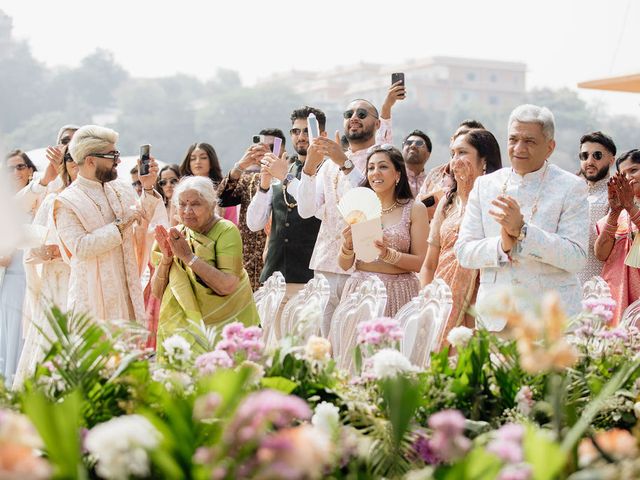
[
  {"x1": 85, "y1": 414, "x2": 160, "y2": 480},
  {"x1": 162, "y1": 334, "x2": 192, "y2": 364},
  {"x1": 311, "y1": 401, "x2": 340, "y2": 436},
  {"x1": 371, "y1": 349, "x2": 416, "y2": 379},
  {"x1": 305, "y1": 335, "x2": 332, "y2": 362},
  {"x1": 446, "y1": 326, "x2": 474, "y2": 348}
]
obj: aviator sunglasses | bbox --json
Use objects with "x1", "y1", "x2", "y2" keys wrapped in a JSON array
[
  {"x1": 159, "y1": 178, "x2": 179, "y2": 187},
  {"x1": 343, "y1": 108, "x2": 378, "y2": 120}
]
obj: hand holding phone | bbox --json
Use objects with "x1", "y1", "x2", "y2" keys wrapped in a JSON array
[
  {"x1": 140, "y1": 144, "x2": 151, "y2": 175},
  {"x1": 307, "y1": 113, "x2": 320, "y2": 144},
  {"x1": 391, "y1": 73, "x2": 406, "y2": 99}
]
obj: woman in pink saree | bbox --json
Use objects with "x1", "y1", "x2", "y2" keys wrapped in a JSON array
[{"x1": 594, "y1": 149, "x2": 640, "y2": 325}]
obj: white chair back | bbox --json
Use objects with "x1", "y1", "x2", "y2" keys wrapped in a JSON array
[
  {"x1": 398, "y1": 278, "x2": 453, "y2": 368},
  {"x1": 329, "y1": 276, "x2": 387, "y2": 372},
  {"x1": 276, "y1": 274, "x2": 331, "y2": 343},
  {"x1": 582, "y1": 276, "x2": 612, "y2": 301},
  {"x1": 253, "y1": 271, "x2": 286, "y2": 345}
]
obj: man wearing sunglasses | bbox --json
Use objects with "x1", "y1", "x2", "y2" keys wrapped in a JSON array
[
  {"x1": 247, "y1": 107, "x2": 324, "y2": 314},
  {"x1": 576, "y1": 131, "x2": 616, "y2": 286},
  {"x1": 296, "y1": 82, "x2": 404, "y2": 334},
  {"x1": 54, "y1": 125, "x2": 166, "y2": 325},
  {"x1": 402, "y1": 129, "x2": 432, "y2": 197}
]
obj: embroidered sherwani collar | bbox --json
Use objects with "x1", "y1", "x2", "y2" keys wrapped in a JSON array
[
  {"x1": 76, "y1": 174, "x2": 104, "y2": 189},
  {"x1": 588, "y1": 176, "x2": 609, "y2": 195}
]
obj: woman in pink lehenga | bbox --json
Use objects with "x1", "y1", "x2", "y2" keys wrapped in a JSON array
[
  {"x1": 419, "y1": 130, "x2": 502, "y2": 349},
  {"x1": 338, "y1": 145, "x2": 429, "y2": 317},
  {"x1": 594, "y1": 150, "x2": 640, "y2": 325}
]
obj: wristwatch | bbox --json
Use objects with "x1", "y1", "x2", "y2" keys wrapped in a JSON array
[
  {"x1": 339, "y1": 158, "x2": 354, "y2": 172},
  {"x1": 258, "y1": 185, "x2": 270, "y2": 193},
  {"x1": 283, "y1": 173, "x2": 296, "y2": 187},
  {"x1": 517, "y1": 222, "x2": 527, "y2": 242}
]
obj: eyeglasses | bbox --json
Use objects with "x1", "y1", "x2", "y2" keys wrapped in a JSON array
[
  {"x1": 579, "y1": 151, "x2": 604, "y2": 161},
  {"x1": 132, "y1": 180, "x2": 142, "y2": 188},
  {"x1": 290, "y1": 127, "x2": 309, "y2": 136},
  {"x1": 159, "y1": 178, "x2": 179, "y2": 187},
  {"x1": 91, "y1": 151, "x2": 120, "y2": 162},
  {"x1": 343, "y1": 108, "x2": 378, "y2": 120},
  {"x1": 403, "y1": 139, "x2": 426, "y2": 148},
  {"x1": 8, "y1": 164, "x2": 29, "y2": 172}
]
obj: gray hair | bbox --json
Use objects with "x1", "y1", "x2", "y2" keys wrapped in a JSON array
[
  {"x1": 508, "y1": 104, "x2": 555, "y2": 140},
  {"x1": 69, "y1": 125, "x2": 119, "y2": 165},
  {"x1": 56, "y1": 124, "x2": 80, "y2": 144},
  {"x1": 172, "y1": 176, "x2": 218, "y2": 209}
]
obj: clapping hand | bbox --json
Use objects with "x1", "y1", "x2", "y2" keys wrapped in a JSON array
[
  {"x1": 167, "y1": 227, "x2": 193, "y2": 263},
  {"x1": 451, "y1": 159, "x2": 475, "y2": 197},
  {"x1": 489, "y1": 195, "x2": 523, "y2": 254},
  {"x1": 611, "y1": 173, "x2": 635, "y2": 211},
  {"x1": 154, "y1": 225, "x2": 174, "y2": 264},
  {"x1": 607, "y1": 176, "x2": 623, "y2": 214}
]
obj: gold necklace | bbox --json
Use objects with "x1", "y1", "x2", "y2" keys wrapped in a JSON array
[
  {"x1": 381, "y1": 201, "x2": 398, "y2": 214},
  {"x1": 501, "y1": 162, "x2": 549, "y2": 224}
]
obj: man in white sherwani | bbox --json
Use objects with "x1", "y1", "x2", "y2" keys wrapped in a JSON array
[
  {"x1": 454, "y1": 104, "x2": 588, "y2": 329},
  {"x1": 54, "y1": 125, "x2": 164, "y2": 324}
]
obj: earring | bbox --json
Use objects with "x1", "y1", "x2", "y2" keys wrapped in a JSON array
[
  {"x1": 395, "y1": 179, "x2": 399, "y2": 185},
  {"x1": 482, "y1": 164, "x2": 487, "y2": 174}
]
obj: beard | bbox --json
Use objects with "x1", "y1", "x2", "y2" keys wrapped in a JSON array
[
  {"x1": 345, "y1": 124, "x2": 375, "y2": 142},
  {"x1": 581, "y1": 164, "x2": 609, "y2": 183},
  {"x1": 96, "y1": 163, "x2": 118, "y2": 183},
  {"x1": 294, "y1": 144, "x2": 308, "y2": 156},
  {"x1": 404, "y1": 150, "x2": 423, "y2": 165}
]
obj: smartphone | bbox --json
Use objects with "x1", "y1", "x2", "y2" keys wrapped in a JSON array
[
  {"x1": 391, "y1": 72, "x2": 405, "y2": 98},
  {"x1": 272, "y1": 137, "x2": 282, "y2": 157},
  {"x1": 139, "y1": 144, "x2": 151, "y2": 175},
  {"x1": 307, "y1": 112, "x2": 320, "y2": 144},
  {"x1": 252, "y1": 135, "x2": 265, "y2": 144},
  {"x1": 421, "y1": 195, "x2": 435, "y2": 208}
]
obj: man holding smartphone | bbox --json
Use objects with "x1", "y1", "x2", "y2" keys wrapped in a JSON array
[
  {"x1": 296, "y1": 81, "x2": 404, "y2": 335},
  {"x1": 217, "y1": 129, "x2": 286, "y2": 290},
  {"x1": 246, "y1": 107, "x2": 325, "y2": 318}
]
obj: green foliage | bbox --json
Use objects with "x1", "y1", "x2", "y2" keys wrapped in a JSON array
[
  {"x1": 523, "y1": 425, "x2": 566, "y2": 480},
  {"x1": 23, "y1": 390, "x2": 87, "y2": 480}
]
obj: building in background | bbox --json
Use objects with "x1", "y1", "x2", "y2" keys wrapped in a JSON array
[{"x1": 258, "y1": 56, "x2": 527, "y2": 114}]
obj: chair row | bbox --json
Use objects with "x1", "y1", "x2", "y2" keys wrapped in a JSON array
[{"x1": 253, "y1": 272, "x2": 453, "y2": 370}]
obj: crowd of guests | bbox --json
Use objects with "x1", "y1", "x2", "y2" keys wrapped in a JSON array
[{"x1": 2, "y1": 80, "x2": 638, "y2": 387}]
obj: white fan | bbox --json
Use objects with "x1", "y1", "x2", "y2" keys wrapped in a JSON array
[{"x1": 338, "y1": 187, "x2": 382, "y2": 223}]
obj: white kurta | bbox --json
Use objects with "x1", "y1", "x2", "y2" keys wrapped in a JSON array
[
  {"x1": 455, "y1": 163, "x2": 588, "y2": 328},
  {"x1": 54, "y1": 175, "x2": 162, "y2": 324}
]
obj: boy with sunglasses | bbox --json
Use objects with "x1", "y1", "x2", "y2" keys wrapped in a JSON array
[
  {"x1": 576, "y1": 131, "x2": 617, "y2": 286},
  {"x1": 296, "y1": 81, "x2": 404, "y2": 335}
]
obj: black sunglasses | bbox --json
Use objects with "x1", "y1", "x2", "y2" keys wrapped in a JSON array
[
  {"x1": 158, "y1": 178, "x2": 179, "y2": 187},
  {"x1": 403, "y1": 139, "x2": 426, "y2": 147},
  {"x1": 579, "y1": 151, "x2": 604, "y2": 161},
  {"x1": 290, "y1": 127, "x2": 309, "y2": 136},
  {"x1": 60, "y1": 137, "x2": 72, "y2": 146},
  {"x1": 91, "y1": 151, "x2": 120, "y2": 162},
  {"x1": 131, "y1": 180, "x2": 142, "y2": 188},
  {"x1": 343, "y1": 108, "x2": 378, "y2": 120}
]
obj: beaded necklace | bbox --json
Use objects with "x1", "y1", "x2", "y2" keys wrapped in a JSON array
[{"x1": 500, "y1": 161, "x2": 549, "y2": 225}]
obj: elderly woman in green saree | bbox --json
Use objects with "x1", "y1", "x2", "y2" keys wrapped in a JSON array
[{"x1": 151, "y1": 176, "x2": 258, "y2": 341}]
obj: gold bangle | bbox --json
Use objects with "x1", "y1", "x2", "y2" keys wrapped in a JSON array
[
  {"x1": 382, "y1": 248, "x2": 401, "y2": 265},
  {"x1": 340, "y1": 246, "x2": 355, "y2": 258}
]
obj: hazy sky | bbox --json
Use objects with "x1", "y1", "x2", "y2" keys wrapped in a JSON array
[{"x1": 3, "y1": 0, "x2": 640, "y2": 117}]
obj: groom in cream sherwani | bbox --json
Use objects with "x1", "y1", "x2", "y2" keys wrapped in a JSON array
[{"x1": 455, "y1": 104, "x2": 588, "y2": 329}]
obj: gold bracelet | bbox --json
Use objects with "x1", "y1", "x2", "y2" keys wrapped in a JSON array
[
  {"x1": 382, "y1": 248, "x2": 401, "y2": 265},
  {"x1": 340, "y1": 246, "x2": 355, "y2": 258}
]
